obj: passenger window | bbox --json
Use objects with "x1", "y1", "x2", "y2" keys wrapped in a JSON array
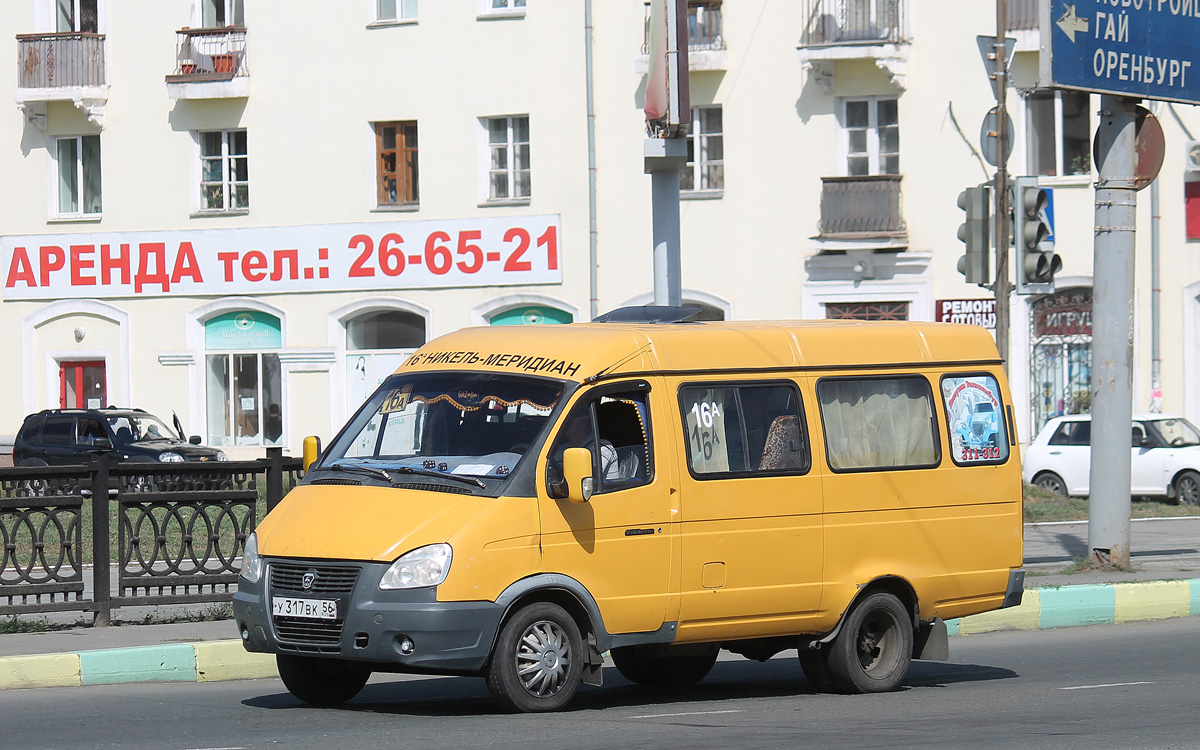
[
  {"x1": 679, "y1": 383, "x2": 808, "y2": 477},
  {"x1": 940, "y1": 374, "x2": 1010, "y2": 465},
  {"x1": 818, "y1": 376, "x2": 938, "y2": 471},
  {"x1": 77, "y1": 417, "x2": 109, "y2": 447},
  {"x1": 41, "y1": 417, "x2": 75, "y2": 445},
  {"x1": 1048, "y1": 420, "x2": 1090, "y2": 446},
  {"x1": 548, "y1": 389, "x2": 652, "y2": 494}
]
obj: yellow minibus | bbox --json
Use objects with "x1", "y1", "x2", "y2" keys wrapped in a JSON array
[{"x1": 234, "y1": 307, "x2": 1024, "y2": 712}]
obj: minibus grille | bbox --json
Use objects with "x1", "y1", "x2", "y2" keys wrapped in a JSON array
[{"x1": 269, "y1": 563, "x2": 362, "y2": 650}]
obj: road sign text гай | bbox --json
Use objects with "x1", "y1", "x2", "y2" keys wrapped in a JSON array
[{"x1": 1040, "y1": 0, "x2": 1200, "y2": 105}]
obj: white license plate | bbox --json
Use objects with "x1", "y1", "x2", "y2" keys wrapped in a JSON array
[{"x1": 272, "y1": 596, "x2": 337, "y2": 620}]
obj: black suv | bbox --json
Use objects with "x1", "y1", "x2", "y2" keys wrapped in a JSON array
[{"x1": 13, "y1": 408, "x2": 227, "y2": 466}]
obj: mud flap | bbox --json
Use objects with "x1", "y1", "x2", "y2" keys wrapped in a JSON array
[
  {"x1": 913, "y1": 618, "x2": 949, "y2": 661},
  {"x1": 582, "y1": 633, "x2": 604, "y2": 687}
]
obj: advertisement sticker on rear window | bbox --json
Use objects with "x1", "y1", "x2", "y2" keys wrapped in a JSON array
[{"x1": 941, "y1": 375, "x2": 1008, "y2": 464}]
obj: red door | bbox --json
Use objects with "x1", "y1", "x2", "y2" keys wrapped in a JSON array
[{"x1": 60, "y1": 361, "x2": 107, "y2": 409}]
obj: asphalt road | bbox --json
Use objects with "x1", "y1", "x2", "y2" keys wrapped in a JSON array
[{"x1": 3, "y1": 618, "x2": 1198, "y2": 750}]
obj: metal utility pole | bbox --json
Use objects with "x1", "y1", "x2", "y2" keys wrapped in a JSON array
[
  {"x1": 992, "y1": 0, "x2": 1011, "y2": 371},
  {"x1": 644, "y1": 0, "x2": 689, "y2": 306},
  {"x1": 1089, "y1": 96, "x2": 1139, "y2": 568}
]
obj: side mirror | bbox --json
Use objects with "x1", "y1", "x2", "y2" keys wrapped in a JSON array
[
  {"x1": 563, "y1": 447, "x2": 594, "y2": 504},
  {"x1": 302, "y1": 435, "x2": 323, "y2": 473},
  {"x1": 189, "y1": 435, "x2": 202, "y2": 445}
]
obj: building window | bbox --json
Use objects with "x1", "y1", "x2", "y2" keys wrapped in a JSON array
[
  {"x1": 482, "y1": 0, "x2": 525, "y2": 15},
  {"x1": 346, "y1": 309, "x2": 426, "y2": 423},
  {"x1": 57, "y1": 0, "x2": 98, "y2": 32},
  {"x1": 825, "y1": 301, "x2": 908, "y2": 320},
  {"x1": 485, "y1": 115, "x2": 530, "y2": 201},
  {"x1": 199, "y1": 130, "x2": 248, "y2": 212},
  {"x1": 54, "y1": 135, "x2": 102, "y2": 218},
  {"x1": 488, "y1": 306, "x2": 573, "y2": 325},
  {"x1": 376, "y1": 122, "x2": 418, "y2": 207},
  {"x1": 687, "y1": 1, "x2": 723, "y2": 50},
  {"x1": 841, "y1": 96, "x2": 899, "y2": 176},
  {"x1": 204, "y1": 311, "x2": 282, "y2": 446},
  {"x1": 202, "y1": 0, "x2": 244, "y2": 27},
  {"x1": 681, "y1": 106, "x2": 724, "y2": 192},
  {"x1": 376, "y1": 0, "x2": 417, "y2": 22},
  {"x1": 1026, "y1": 90, "x2": 1091, "y2": 177}
]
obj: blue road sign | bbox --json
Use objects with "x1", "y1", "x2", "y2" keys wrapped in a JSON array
[{"x1": 1041, "y1": 0, "x2": 1200, "y2": 105}]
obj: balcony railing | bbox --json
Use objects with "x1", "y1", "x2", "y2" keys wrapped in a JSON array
[
  {"x1": 166, "y1": 26, "x2": 247, "y2": 82},
  {"x1": 818, "y1": 175, "x2": 907, "y2": 239},
  {"x1": 798, "y1": 0, "x2": 909, "y2": 47},
  {"x1": 641, "y1": 1, "x2": 725, "y2": 54},
  {"x1": 1008, "y1": 0, "x2": 1040, "y2": 31},
  {"x1": 16, "y1": 32, "x2": 106, "y2": 89}
]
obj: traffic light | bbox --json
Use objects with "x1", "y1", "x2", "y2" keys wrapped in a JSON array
[
  {"x1": 956, "y1": 184, "x2": 991, "y2": 285},
  {"x1": 1013, "y1": 176, "x2": 1061, "y2": 294}
]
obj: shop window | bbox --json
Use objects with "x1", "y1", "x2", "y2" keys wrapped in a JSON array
[
  {"x1": 489, "y1": 306, "x2": 572, "y2": 325},
  {"x1": 346, "y1": 309, "x2": 426, "y2": 417},
  {"x1": 204, "y1": 311, "x2": 282, "y2": 446}
]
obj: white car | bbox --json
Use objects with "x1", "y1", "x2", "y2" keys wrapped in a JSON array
[{"x1": 1022, "y1": 413, "x2": 1200, "y2": 504}]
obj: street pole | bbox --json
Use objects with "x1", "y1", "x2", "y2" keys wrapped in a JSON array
[
  {"x1": 1089, "y1": 95, "x2": 1138, "y2": 568},
  {"x1": 992, "y1": 0, "x2": 1010, "y2": 373}
]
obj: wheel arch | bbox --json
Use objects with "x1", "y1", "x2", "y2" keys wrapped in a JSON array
[
  {"x1": 493, "y1": 574, "x2": 608, "y2": 653},
  {"x1": 819, "y1": 575, "x2": 920, "y2": 646}
]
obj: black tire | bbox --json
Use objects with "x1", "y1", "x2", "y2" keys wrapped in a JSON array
[
  {"x1": 276, "y1": 655, "x2": 371, "y2": 706},
  {"x1": 1032, "y1": 471, "x2": 1068, "y2": 497},
  {"x1": 16, "y1": 458, "x2": 48, "y2": 467},
  {"x1": 486, "y1": 602, "x2": 584, "y2": 713},
  {"x1": 610, "y1": 645, "x2": 718, "y2": 687},
  {"x1": 1174, "y1": 470, "x2": 1200, "y2": 506},
  {"x1": 826, "y1": 591, "x2": 913, "y2": 694},
  {"x1": 797, "y1": 647, "x2": 837, "y2": 693}
]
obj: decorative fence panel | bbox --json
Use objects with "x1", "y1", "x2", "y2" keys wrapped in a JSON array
[{"x1": 0, "y1": 449, "x2": 301, "y2": 624}]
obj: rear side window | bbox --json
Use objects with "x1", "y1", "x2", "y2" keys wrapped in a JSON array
[
  {"x1": 679, "y1": 382, "x2": 809, "y2": 477},
  {"x1": 17, "y1": 416, "x2": 43, "y2": 442},
  {"x1": 817, "y1": 376, "x2": 938, "y2": 471},
  {"x1": 1048, "y1": 420, "x2": 1090, "y2": 446},
  {"x1": 40, "y1": 416, "x2": 75, "y2": 445},
  {"x1": 940, "y1": 374, "x2": 1010, "y2": 464}
]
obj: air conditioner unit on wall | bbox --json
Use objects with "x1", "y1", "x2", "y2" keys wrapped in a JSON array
[{"x1": 1186, "y1": 140, "x2": 1200, "y2": 173}]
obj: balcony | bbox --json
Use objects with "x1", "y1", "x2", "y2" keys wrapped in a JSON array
[
  {"x1": 16, "y1": 32, "x2": 108, "y2": 129},
  {"x1": 816, "y1": 175, "x2": 906, "y2": 241},
  {"x1": 637, "y1": 1, "x2": 727, "y2": 73},
  {"x1": 165, "y1": 27, "x2": 248, "y2": 100},
  {"x1": 796, "y1": 0, "x2": 910, "y2": 91}
]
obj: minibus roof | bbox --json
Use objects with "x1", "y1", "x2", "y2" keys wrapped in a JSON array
[{"x1": 398, "y1": 319, "x2": 1002, "y2": 383}]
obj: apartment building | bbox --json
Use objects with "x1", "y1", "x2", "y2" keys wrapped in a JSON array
[{"x1": 3, "y1": 0, "x2": 1199, "y2": 455}]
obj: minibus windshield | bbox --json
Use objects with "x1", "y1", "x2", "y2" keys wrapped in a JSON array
[{"x1": 321, "y1": 371, "x2": 565, "y2": 482}]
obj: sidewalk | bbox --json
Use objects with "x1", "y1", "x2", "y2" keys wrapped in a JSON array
[{"x1": 2, "y1": 520, "x2": 1199, "y2": 691}]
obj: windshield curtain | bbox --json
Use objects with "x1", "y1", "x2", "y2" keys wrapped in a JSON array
[{"x1": 323, "y1": 372, "x2": 565, "y2": 478}]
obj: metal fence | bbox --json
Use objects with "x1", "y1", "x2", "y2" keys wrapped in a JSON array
[
  {"x1": 0, "y1": 449, "x2": 301, "y2": 624},
  {"x1": 818, "y1": 175, "x2": 907, "y2": 239},
  {"x1": 798, "y1": 0, "x2": 909, "y2": 48},
  {"x1": 16, "y1": 32, "x2": 107, "y2": 89}
]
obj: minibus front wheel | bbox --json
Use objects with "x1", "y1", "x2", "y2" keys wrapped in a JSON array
[
  {"x1": 276, "y1": 655, "x2": 371, "y2": 706},
  {"x1": 486, "y1": 602, "x2": 585, "y2": 712},
  {"x1": 826, "y1": 591, "x2": 913, "y2": 694}
]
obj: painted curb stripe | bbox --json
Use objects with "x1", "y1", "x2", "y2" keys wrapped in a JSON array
[
  {"x1": 194, "y1": 641, "x2": 277, "y2": 682},
  {"x1": 0, "y1": 653, "x2": 81, "y2": 690},
  {"x1": 1113, "y1": 580, "x2": 1191, "y2": 623},
  {"x1": 1038, "y1": 584, "x2": 1116, "y2": 629},
  {"x1": 79, "y1": 643, "x2": 197, "y2": 686}
]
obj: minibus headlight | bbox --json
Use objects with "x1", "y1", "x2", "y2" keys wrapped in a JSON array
[
  {"x1": 240, "y1": 532, "x2": 263, "y2": 583},
  {"x1": 379, "y1": 543, "x2": 453, "y2": 590}
]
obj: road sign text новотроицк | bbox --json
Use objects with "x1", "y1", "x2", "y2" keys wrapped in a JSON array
[{"x1": 1042, "y1": 0, "x2": 1200, "y2": 105}]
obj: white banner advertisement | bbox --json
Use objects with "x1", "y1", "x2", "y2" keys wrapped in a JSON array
[{"x1": 1, "y1": 214, "x2": 562, "y2": 301}]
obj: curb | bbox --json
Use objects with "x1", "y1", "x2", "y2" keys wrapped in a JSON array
[{"x1": 2, "y1": 579, "x2": 1198, "y2": 691}]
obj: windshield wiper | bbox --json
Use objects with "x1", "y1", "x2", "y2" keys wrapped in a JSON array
[
  {"x1": 330, "y1": 462, "x2": 394, "y2": 483},
  {"x1": 392, "y1": 466, "x2": 486, "y2": 488}
]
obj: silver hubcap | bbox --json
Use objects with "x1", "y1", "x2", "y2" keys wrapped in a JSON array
[{"x1": 515, "y1": 620, "x2": 571, "y2": 698}]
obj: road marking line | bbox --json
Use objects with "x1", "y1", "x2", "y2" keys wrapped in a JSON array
[
  {"x1": 631, "y1": 709, "x2": 746, "y2": 719},
  {"x1": 1059, "y1": 681, "x2": 1153, "y2": 690}
]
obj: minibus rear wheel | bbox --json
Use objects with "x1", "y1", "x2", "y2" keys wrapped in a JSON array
[
  {"x1": 486, "y1": 602, "x2": 584, "y2": 712},
  {"x1": 610, "y1": 645, "x2": 718, "y2": 687},
  {"x1": 826, "y1": 591, "x2": 912, "y2": 694},
  {"x1": 276, "y1": 655, "x2": 371, "y2": 706}
]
